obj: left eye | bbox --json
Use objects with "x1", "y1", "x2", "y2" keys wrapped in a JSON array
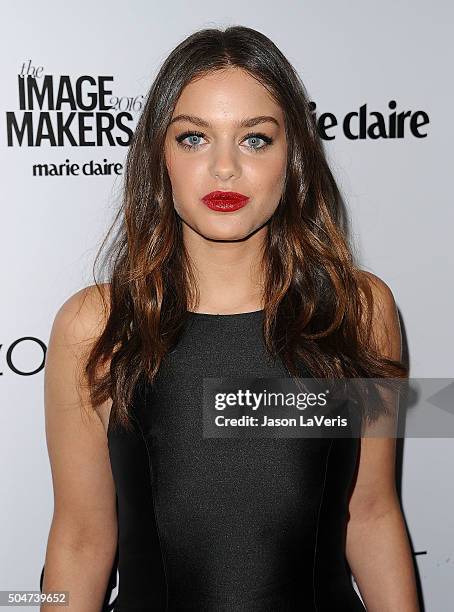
[
  {"x1": 176, "y1": 133, "x2": 206, "y2": 149},
  {"x1": 185, "y1": 134, "x2": 204, "y2": 146},
  {"x1": 245, "y1": 136, "x2": 265, "y2": 149}
]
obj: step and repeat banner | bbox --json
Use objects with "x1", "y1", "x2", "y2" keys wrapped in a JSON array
[{"x1": 1, "y1": 1, "x2": 452, "y2": 609}]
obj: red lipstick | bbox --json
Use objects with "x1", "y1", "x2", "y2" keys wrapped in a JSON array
[{"x1": 201, "y1": 190, "x2": 250, "y2": 212}]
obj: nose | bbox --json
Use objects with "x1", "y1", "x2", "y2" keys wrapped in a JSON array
[{"x1": 210, "y1": 142, "x2": 241, "y2": 182}]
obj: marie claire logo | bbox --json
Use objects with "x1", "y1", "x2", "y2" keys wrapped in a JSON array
[
  {"x1": 310, "y1": 100, "x2": 430, "y2": 140},
  {"x1": 5, "y1": 60, "x2": 143, "y2": 148}
]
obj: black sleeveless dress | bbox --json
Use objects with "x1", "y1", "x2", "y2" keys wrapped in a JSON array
[{"x1": 107, "y1": 309, "x2": 366, "y2": 611}]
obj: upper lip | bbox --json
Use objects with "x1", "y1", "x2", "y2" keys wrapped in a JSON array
[{"x1": 202, "y1": 190, "x2": 249, "y2": 202}]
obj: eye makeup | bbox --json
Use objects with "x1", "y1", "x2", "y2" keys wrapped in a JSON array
[{"x1": 175, "y1": 130, "x2": 274, "y2": 153}]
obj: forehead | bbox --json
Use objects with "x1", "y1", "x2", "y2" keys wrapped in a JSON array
[{"x1": 172, "y1": 68, "x2": 284, "y2": 125}]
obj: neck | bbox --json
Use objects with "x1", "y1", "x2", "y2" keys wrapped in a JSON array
[{"x1": 182, "y1": 222, "x2": 267, "y2": 313}]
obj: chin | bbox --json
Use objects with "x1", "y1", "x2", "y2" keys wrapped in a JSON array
[{"x1": 198, "y1": 221, "x2": 253, "y2": 242}]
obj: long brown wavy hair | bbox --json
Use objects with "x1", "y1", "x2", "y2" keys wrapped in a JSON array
[{"x1": 82, "y1": 25, "x2": 407, "y2": 432}]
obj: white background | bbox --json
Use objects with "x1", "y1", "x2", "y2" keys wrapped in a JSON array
[{"x1": 1, "y1": 1, "x2": 452, "y2": 609}]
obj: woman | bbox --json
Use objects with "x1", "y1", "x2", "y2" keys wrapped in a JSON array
[{"x1": 41, "y1": 26, "x2": 419, "y2": 611}]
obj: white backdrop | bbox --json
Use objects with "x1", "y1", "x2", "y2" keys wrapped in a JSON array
[{"x1": 1, "y1": 1, "x2": 452, "y2": 609}]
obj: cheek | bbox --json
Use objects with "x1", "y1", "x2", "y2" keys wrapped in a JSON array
[
  {"x1": 268, "y1": 162, "x2": 287, "y2": 191},
  {"x1": 167, "y1": 153, "x2": 201, "y2": 191},
  {"x1": 246, "y1": 153, "x2": 287, "y2": 196},
  {"x1": 267, "y1": 146, "x2": 287, "y2": 181},
  {"x1": 166, "y1": 157, "x2": 186, "y2": 198},
  {"x1": 268, "y1": 156, "x2": 287, "y2": 198},
  {"x1": 167, "y1": 157, "x2": 204, "y2": 215}
]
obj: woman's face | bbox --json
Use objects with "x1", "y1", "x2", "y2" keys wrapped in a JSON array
[{"x1": 164, "y1": 67, "x2": 287, "y2": 241}]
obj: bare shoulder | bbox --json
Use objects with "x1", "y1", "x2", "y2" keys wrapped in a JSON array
[
  {"x1": 52, "y1": 282, "x2": 111, "y2": 345},
  {"x1": 46, "y1": 282, "x2": 113, "y2": 429},
  {"x1": 357, "y1": 270, "x2": 396, "y2": 311},
  {"x1": 356, "y1": 270, "x2": 402, "y2": 361}
]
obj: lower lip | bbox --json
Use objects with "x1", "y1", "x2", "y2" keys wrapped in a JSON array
[{"x1": 202, "y1": 197, "x2": 250, "y2": 212}]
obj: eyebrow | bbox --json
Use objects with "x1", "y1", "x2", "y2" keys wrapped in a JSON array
[{"x1": 168, "y1": 114, "x2": 280, "y2": 129}]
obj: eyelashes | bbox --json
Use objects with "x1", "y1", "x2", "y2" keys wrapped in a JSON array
[{"x1": 175, "y1": 130, "x2": 273, "y2": 153}]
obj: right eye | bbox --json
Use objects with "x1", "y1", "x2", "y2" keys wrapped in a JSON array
[{"x1": 175, "y1": 131, "x2": 207, "y2": 151}]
